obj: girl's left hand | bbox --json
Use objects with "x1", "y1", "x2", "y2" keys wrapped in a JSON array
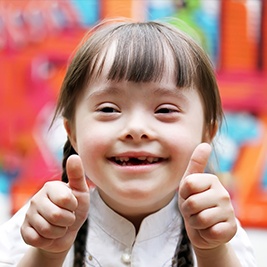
[{"x1": 178, "y1": 143, "x2": 237, "y2": 250}]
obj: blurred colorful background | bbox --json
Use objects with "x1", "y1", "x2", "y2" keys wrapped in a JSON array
[{"x1": 0, "y1": 0, "x2": 267, "y2": 265}]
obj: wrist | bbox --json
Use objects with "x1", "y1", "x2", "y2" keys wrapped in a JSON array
[
  {"x1": 193, "y1": 243, "x2": 227, "y2": 259},
  {"x1": 193, "y1": 243, "x2": 241, "y2": 267},
  {"x1": 38, "y1": 248, "x2": 69, "y2": 260},
  {"x1": 18, "y1": 247, "x2": 69, "y2": 267}
]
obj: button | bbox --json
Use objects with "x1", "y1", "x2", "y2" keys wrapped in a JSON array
[{"x1": 121, "y1": 248, "x2": 131, "y2": 264}]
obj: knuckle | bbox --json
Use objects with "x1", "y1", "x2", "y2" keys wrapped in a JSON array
[
  {"x1": 43, "y1": 181, "x2": 55, "y2": 190},
  {"x1": 183, "y1": 175, "x2": 195, "y2": 190},
  {"x1": 67, "y1": 213, "x2": 76, "y2": 226},
  {"x1": 48, "y1": 209, "x2": 65, "y2": 224},
  {"x1": 188, "y1": 212, "x2": 208, "y2": 229},
  {"x1": 29, "y1": 193, "x2": 42, "y2": 209},
  {"x1": 55, "y1": 189, "x2": 78, "y2": 211},
  {"x1": 39, "y1": 223, "x2": 53, "y2": 237},
  {"x1": 185, "y1": 196, "x2": 198, "y2": 211},
  {"x1": 24, "y1": 209, "x2": 34, "y2": 224},
  {"x1": 196, "y1": 212, "x2": 209, "y2": 227},
  {"x1": 209, "y1": 174, "x2": 220, "y2": 185},
  {"x1": 58, "y1": 191, "x2": 74, "y2": 206},
  {"x1": 231, "y1": 221, "x2": 238, "y2": 235},
  {"x1": 21, "y1": 226, "x2": 41, "y2": 247},
  {"x1": 209, "y1": 226, "x2": 224, "y2": 239},
  {"x1": 180, "y1": 176, "x2": 196, "y2": 197},
  {"x1": 222, "y1": 190, "x2": 231, "y2": 203}
]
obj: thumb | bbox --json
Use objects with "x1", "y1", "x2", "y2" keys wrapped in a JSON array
[
  {"x1": 183, "y1": 143, "x2": 212, "y2": 178},
  {"x1": 66, "y1": 154, "x2": 88, "y2": 193}
]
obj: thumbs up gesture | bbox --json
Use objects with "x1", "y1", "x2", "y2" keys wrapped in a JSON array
[
  {"x1": 178, "y1": 143, "x2": 237, "y2": 251},
  {"x1": 21, "y1": 155, "x2": 90, "y2": 254}
]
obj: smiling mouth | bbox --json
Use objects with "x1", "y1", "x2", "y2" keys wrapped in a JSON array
[{"x1": 109, "y1": 156, "x2": 165, "y2": 166}]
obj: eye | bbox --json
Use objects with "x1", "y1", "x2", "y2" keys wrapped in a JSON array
[
  {"x1": 99, "y1": 107, "x2": 118, "y2": 113},
  {"x1": 155, "y1": 105, "x2": 180, "y2": 114},
  {"x1": 155, "y1": 104, "x2": 181, "y2": 122},
  {"x1": 97, "y1": 103, "x2": 120, "y2": 113},
  {"x1": 155, "y1": 107, "x2": 176, "y2": 114}
]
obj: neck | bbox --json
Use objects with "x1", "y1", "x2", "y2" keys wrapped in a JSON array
[
  {"x1": 97, "y1": 188, "x2": 176, "y2": 233},
  {"x1": 120, "y1": 212, "x2": 152, "y2": 234}
]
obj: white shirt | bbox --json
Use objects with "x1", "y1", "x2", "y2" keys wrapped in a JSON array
[{"x1": 0, "y1": 188, "x2": 257, "y2": 266}]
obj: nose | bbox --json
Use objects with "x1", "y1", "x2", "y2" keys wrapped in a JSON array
[{"x1": 119, "y1": 112, "x2": 155, "y2": 143}]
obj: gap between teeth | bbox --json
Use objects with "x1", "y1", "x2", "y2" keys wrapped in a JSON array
[{"x1": 115, "y1": 157, "x2": 159, "y2": 163}]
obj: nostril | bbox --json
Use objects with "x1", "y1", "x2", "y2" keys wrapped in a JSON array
[
  {"x1": 141, "y1": 134, "x2": 149, "y2": 139},
  {"x1": 119, "y1": 126, "x2": 154, "y2": 142},
  {"x1": 125, "y1": 133, "x2": 148, "y2": 140},
  {"x1": 125, "y1": 134, "x2": 133, "y2": 139}
]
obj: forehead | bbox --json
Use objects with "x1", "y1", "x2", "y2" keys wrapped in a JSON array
[{"x1": 86, "y1": 80, "x2": 199, "y2": 106}]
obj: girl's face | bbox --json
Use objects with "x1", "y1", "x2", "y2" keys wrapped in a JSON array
[{"x1": 65, "y1": 54, "x2": 213, "y2": 219}]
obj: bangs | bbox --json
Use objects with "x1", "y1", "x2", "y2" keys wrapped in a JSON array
[
  {"x1": 87, "y1": 21, "x2": 198, "y2": 88},
  {"x1": 107, "y1": 23, "x2": 166, "y2": 83}
]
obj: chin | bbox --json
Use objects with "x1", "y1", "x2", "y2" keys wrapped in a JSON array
[
  {"x1": 118, "y1": 182, "x2": 158, "y2": 197},
  {"x1": 119, "y1": 187, "x2": 170, "y2": 207}
]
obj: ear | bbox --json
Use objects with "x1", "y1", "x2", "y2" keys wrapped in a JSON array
[
  {"x1": 64, "y1": 119, "x2": 78, "y2": 152},
  {"x1": 203, "y1": 121, "x2": 218, "y2": 143}
]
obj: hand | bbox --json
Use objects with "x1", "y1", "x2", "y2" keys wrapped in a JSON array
[
  {"x1": 178, "y1": 143, "x2": 237, "y2": 250},
  {"x1": 20, "y1": 155, "x2": 90, "y2": 254}
]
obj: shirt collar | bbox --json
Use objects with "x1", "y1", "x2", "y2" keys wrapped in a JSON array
[{"x1": 90, "y1": 188, "x2": 182, "y2": 247}]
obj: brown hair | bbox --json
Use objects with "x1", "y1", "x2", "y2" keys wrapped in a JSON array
[{"x1": 54, "y1": 18, "x2": 223, "y2": 266}]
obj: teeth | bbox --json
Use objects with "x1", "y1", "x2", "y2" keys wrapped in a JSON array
[
  {"x1": 148, "y1": 157, "x2": 160, "y2": 163},
  {"x1": 114, "y1": 156, "x2": 160, "y2": 163},
  {"x1": 147, "y1": 157, "x2": 153, "y2": 163},
  {"x1": 115, "y1": 157, "x2": 129, "y2": 162}
]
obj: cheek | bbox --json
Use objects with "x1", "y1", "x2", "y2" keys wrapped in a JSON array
[
  {"x1": 76, "y1": 130, "x2": 108, "y2": 159},
  {"x1": 165, "y1": 125, "x2": 204, "y2": 178},
  {"x1": 75, "y1": 127, "x2": 112, "y2": 176},
  {"x1": 169, "y1": 140, "x2": 194, "y2": 177}
]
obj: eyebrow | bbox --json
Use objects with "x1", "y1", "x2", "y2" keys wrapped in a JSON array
[
  {"x1": 153, "y1": 86, "x2": 189, "y2": 99},
  {"x1": 86, "y1": 84, "x2": 190, "y2": 100},
  {"x1": 86, "y1": 85, "x2": 121, "y2": 99}
]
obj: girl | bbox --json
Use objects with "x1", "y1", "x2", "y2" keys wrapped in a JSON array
[{"x1": 0, "y1": 19, "x2": 256, "y2": 267}]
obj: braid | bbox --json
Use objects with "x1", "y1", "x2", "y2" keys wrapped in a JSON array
[
  {"x1": 61, "y1": 138, "x2": 89, "y2": 266},
  {"x1": 62, "y1": 138, "x2": 77, "y2": 183},
  {"x1": 172, "y1": 219, "x2": 194, "y2": 267},
  {"x1": 73, "y1": 220, "x2": 89, "y2": 267}
]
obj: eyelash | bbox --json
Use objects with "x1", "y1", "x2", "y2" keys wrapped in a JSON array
[
  {"x1": 98, "y1": 107, "x2": 119, "y2": 113},
  {"x1": 155, "y1": 107, "x2": 178, "y2": 114},
  {"x1": 96, "y1": 104, "x2": 181, "y2": 117}
]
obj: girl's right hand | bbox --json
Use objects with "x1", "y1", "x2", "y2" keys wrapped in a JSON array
[{"x1": 20, "y1": 155, "x2": 90, "y2": 254}]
